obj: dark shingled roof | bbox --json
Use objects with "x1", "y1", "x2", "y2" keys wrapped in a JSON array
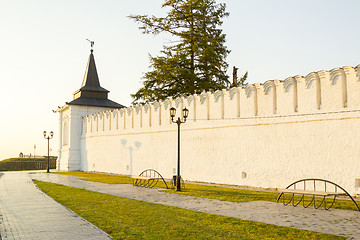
[
  {"x1": 68, "y1": 97, "x2": 124, "y2": 108},
  {"x1": 67, "y1": 50, "x2": 125, "y2": 109},
  {"x1": 79, "y1": 51, "x2": 108, "y2": 93}
]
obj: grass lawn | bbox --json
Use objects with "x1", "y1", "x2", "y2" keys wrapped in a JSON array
[
  {"x1": 52, "y1": 171, "x2": 132, "y2": 184},
  {"x1": 34, "y1": 180, "x2": 344, "y2": 240},
  {"x1": 52, "y1": 172, "x2": 360, "y2": 211}
]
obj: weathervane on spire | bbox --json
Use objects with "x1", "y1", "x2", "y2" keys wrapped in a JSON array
[{"x1": 86, "y1": 39, "x2": 94, "y2": 52}]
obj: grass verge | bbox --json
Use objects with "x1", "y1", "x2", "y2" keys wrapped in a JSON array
[
  {"x1": 52, "y1": 171, "x2": 132, "y2": 184},
  {"x1": 34, "y1": 180, "x2": 344, "y2": 240},
  {"x1": 52, "y1": 172, "x2": 360, "y2": 211}
]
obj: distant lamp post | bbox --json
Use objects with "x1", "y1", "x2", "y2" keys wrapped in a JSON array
[
  {"x1": 34, "y1": 144, "x2": 36, "y2": 158},
  {"x1": 43, "y1": 131, "x2": 54, "y2": 173},
  {"x1": 170, "y1": 107, "x2": 189, "y2": 191}
]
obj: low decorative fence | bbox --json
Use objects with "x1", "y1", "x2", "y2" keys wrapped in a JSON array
[{"x1": 0, "y1": 158, "x2": 57, "y2": 171}]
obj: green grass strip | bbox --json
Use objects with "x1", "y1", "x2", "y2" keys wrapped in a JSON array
[
  {"x1": 52, "y1": 172, "x2": 360, "y2": 211},
  {"x1": 52, "y1": 171, "x2": 132, "y2": 184},
  {"x1": 34, "y1": 180, "x2": 344, "y2": 240}
]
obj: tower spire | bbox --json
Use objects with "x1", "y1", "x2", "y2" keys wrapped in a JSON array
[{"x1": 66, "y1": 42, "x2": 124, "y2": 109}]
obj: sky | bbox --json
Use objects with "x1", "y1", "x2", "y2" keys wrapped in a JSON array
[{"x1": 0, "y1": 0, "x2": 359, "y2": 160}]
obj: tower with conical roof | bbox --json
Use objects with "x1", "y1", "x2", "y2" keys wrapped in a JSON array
[
  {"x1": 69, "y1": 48, "x2": 123, "y2": 108},
  {"x1": 57, "y1": 46, "x2": 124, "y2": 171}
]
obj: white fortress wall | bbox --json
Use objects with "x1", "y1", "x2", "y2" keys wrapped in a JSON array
[
  {"x1": 58, "y1": 105, "x2": 117, "y2": 171},
  {"x1": 80, "y1": 65, "x2": 360, "y2": 195}
]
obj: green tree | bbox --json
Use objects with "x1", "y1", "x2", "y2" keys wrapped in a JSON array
[{"x1": 129, "y1": 0, "x2": 233, "y2": 103}]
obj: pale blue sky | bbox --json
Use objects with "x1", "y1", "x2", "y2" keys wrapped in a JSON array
[{"x1": 0, "y1": 0, "x2": 359, "y2": 160}]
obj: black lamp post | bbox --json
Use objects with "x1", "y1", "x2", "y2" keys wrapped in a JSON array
[
  {"x1": 43, "y1": 131, "x2": 53, "y2": 173},
  {"x1": 170, "y1": 107, "x2": 189, "y2": 191}
]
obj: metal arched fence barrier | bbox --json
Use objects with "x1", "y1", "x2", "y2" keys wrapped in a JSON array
[
  {"x1": 277, "y1": 178, "x2": 360, "y2": 211},
  {"x1": 132, "y1": 169, "x2": 169, "y2": 189}
]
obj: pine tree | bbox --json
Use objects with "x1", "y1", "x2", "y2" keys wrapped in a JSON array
[{"x1": 129, "y1": 0, "x2": 232, "y2": 103}]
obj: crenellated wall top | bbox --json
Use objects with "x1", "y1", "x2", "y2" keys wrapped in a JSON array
[{"x1": 83, "y1": 65, "x2": 360, "y2": 130}]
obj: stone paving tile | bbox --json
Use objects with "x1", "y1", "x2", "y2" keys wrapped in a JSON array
[
  {"x1": 32, "y1": 172, "x2": 360, "y2": 239},
  {"x1": 0, "y1": 172, "x2": 111, "y2": 240}
]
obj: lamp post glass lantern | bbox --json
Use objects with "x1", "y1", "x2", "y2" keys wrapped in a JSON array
[
  {"x1": 170, "y1": 107, "x2": 188, "y2": 191},
  {"x1": 43, "y1": 131, "x2": 53, "y2": 173}
]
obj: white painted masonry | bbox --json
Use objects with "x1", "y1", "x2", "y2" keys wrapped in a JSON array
[
  {"x1": 58, "y1": 64, "x2": 360, "y2": 195},
  {"x1": 57, "y1": 105, "x2": 118, "y2": 171}
]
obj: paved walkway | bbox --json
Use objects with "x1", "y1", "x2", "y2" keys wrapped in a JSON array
[
  {"x1": 1, "y1": 171, "x2": 360, "y2": 239},
  {"x1": 0, "y1": 172, "x2": 111, "y2": 240},
  {"x1": 31, "y1": 172, "x2": 360, "y2": 239}
]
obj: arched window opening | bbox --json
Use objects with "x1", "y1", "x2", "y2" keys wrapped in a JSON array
[{"x1": 63, "y1": 120, "x2": 69, "y2": 146}]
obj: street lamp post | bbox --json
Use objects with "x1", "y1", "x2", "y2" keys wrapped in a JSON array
[
  {"x1": 43, "y1": 131, "x2": 54, "y2": 173},
  {"x1": 170, "y1": 107, "x2": 189, "y2": 191}
]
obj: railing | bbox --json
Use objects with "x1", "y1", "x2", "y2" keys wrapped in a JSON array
[{"x1": 0, "y1": 159, "x2": 57, "y2": 171}]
